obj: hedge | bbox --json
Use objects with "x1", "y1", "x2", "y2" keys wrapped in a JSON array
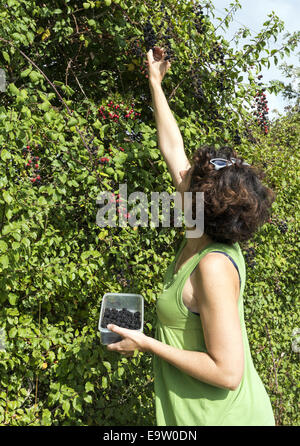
[{"x1": 0, "y1": 0, "x2": 299, "y2": 425}]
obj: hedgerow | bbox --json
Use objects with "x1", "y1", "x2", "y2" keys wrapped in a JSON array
[{"x1": 0, "y1": 0, "x2": 299, "y2": 426}]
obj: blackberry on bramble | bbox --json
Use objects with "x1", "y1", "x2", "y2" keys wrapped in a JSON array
[{"x1": 143, "y1": 20, "x2": 157, "y2": 52}]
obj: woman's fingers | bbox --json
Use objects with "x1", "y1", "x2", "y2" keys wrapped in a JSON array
[
  {"x1": 148, "y1": 46, "x2": 166, "y2": 62},
  {"x1": 153, "y1": 46, "x2": 165, "y2": 61},
  {"x1": 146, "y1": 48, "x2": 154, "y2": 63}
]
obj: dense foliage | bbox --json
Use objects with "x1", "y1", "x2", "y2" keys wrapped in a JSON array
[{"x1": 0, "y1": 0, "x2": 299, "y2": 426}]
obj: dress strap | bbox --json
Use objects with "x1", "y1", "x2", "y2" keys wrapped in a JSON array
[{"x1": 174, "y1": 240, "x2": 243, "y2": 316}]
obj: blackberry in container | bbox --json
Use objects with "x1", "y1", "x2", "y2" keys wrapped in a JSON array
[{"x1": 98, "y1": 293, "x2": 144, "y2": 344}]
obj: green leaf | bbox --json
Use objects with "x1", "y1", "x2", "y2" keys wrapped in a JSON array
[
  {"x1": 3, "y1": 191, "x2": 12, "y2": 204},
  {"x1": 8, "y1": 83, "x2": 19, "y2": 96},
  {"x1": 2, "y1": 51, "x2": 10, "y2": 63},
  {"x1": 84, "y1": 394, "x2": 92, "y2": 403},
  {"x1": 21, "y1": 238, "x2": 30, "y2": 248},
  {"x1": 9, "y1": 327, "x2": 17, "y2": 338},
  {"x1": 37, "y1": 196, "x2": 47, "y2": 206},
  {"x1": 62, "y1": 400, "x2": 70, "y2": 415},
  {"x1": 105, "y1": 167, "x2": 114, "y2": 175},
  {"x1": 41, "y1": 409, "x2": 52, "y2": 426},
  {"x1": 0, "y1": 241, "x2": 8, "y2": 252},
  {"x1": 67, "y1": 117, "x2": 78, "y2": 127},
  {"x1": 44, "y1": 112, "x2": 52, "y2": 124},
  {"x1": 85, "y1": 382, "x2": 94, "y2": 393},
  {"x1": 118, "y1": 366, "x2": 124, "y2": 377},
  {"x1": 0, "y1": 255, "x2": 9, "y2": 269},
  {"x1": 72, "y1": 396, "x2": 82, "y2": 413},
  {"x1": 116, "y1": 169, "x2": 124, "y2": 180},
  {"x1": 20, "y1": 68, "x2": 32, "y2": 78},
  {"x1": 8, "y1": 293, "x2": 18, "y2": 306},
  {"x1": 12, "y1": 232, "x2": 21, "y2": 242},
  {"x1": 103, "y1": 361, "x2": 111, "y2": 372},
  {"x1": 38, "y1": 101, "x2": 51, "y2": 112},
  {"x1": 1, "y1": 149, "x2": 10, "y2": 161},
  {"x1": 41, "y1": 338, "x2": 51, "y2": 350}
]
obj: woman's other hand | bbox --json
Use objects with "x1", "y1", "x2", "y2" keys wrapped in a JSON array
[{"x1": 146, "y1": 46, "x2": 171, "y2": 85}]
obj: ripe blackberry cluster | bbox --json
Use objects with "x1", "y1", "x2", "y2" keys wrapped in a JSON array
[
  {"x1": 125, "y1": 129, "x2": 142, "y2": 143},
  {"x1": 233, "y1": 130, "x2": 242, "y2": 145},
  {"x1": 110, "y1": 262, "x2": 133, "y2": 288},
  {"x1": 191, "y1": 67, "x2": 205, "y2": 103},
  {"x1": 143, "y1": 9, "x2": 175, "y2": 62},
  {"x1": 251, "y1": 75, "x2": 269, "y2": 134},
  {"x1": 129, "y1": 39, "x2": 144, "y2": 60},
  {"x1": 209, "y1": 43, "x2": 225, "y2": 65},
  {"x1": 245, "y1": 247, "x2": 256, "y2": 269},
  {"x1": 84, "y1": 131, "x2": 98, "y2": 155},
  {"x1": 116, "y1": 273, "x2": 129, "y2": 287},
  {"x1": 143, "y1": 20, "x2": 157, "y2": 52},
  {"x1": 102, "y1": 137, "x2": 111, "y2": 152},
  {"x1": 158, "y1": 4, "x2": 175, "y2": 61},
  {"x1": 277, "y1": 220, "x2": 288, "y2": 234},
  {"x1": 163, "y1": 26, "x2": 175, "y2": 61},
  {"x1": 101, "y1": 307, "x2": 141, "y2": 330},
  {"x1": 193, "y1": 3, "x2": 207, "y2": 34},
  {"x1": 274, "y1": 278, "x2": 282, "y2": 296},
  {"x1": 216, "y1": 73, "x2": 226, "y2": 92},
  {"x1": 159, "y1": 1, "x2": 166, "y2": 12}
]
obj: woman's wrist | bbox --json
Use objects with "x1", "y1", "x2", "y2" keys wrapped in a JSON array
[
  {"x1": 149, "y1": 78, "x2": 162, "y2": 90},
  {"x1": 142, "y1": 333, "x2": 155, "y2": 353}
]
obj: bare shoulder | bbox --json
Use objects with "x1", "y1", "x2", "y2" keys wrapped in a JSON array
[{"x1": 193, "y1": 252, "x2": 240, "y2": 304}]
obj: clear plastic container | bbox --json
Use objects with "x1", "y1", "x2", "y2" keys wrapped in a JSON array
[{"x1": 98, "y1": 293, "x2": 144, "y2": 345}]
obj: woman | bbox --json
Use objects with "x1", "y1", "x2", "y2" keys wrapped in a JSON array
[{"x1": 106, "y1": 47, "x2": 276, "y2": 426}]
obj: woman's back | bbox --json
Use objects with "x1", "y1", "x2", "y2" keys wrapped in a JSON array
[{"x1": 153, "y1": 236, "x2": 275, "y2": 426}]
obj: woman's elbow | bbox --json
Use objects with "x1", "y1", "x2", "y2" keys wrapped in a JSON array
[
  {"x1": 227, "y1": 378, "x2": 242, "y2": 391},
  {"x1": 225, "y1": 371, "x2": 243, "y2": 391}
]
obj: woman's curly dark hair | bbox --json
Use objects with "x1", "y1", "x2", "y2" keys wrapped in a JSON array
[{"x1": 189, "y1": 145, "x2": 276, "y2": 244}]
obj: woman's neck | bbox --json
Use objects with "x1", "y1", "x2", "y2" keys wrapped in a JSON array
[{"x1": 184, "y1": 229, "x2": 214, "y2": 254}]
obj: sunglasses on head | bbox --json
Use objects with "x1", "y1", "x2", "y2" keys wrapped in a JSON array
[{"x1": 210, "y1": 158, "x2": 250, "y2": 171}]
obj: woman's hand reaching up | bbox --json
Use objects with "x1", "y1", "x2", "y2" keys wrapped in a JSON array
[{"x1": 146, "y1": 46, "x2": 171, "y2": 85}]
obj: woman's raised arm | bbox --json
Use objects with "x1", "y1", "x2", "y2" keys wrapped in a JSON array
[{"x1": 147, "y1": 47, "x2": 191, "y2": 191}]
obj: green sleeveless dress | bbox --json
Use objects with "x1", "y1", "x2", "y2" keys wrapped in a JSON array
[{"x1": 153, "y1": 236, "x2": 275, "y2": 426}]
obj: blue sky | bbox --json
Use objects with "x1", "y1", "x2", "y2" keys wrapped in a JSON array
[{"x1": 208, "y1": 0, "x2": 299, "y2": 117}]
